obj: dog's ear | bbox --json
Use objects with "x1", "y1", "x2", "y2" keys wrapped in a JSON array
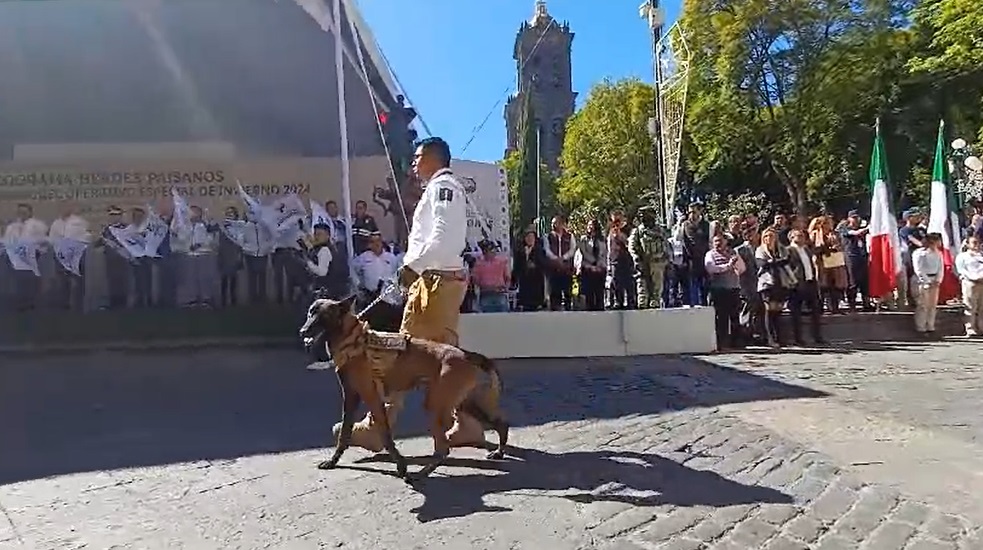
[{"x1": 339, "y1": 294, "x2": 357, "y2": 313}]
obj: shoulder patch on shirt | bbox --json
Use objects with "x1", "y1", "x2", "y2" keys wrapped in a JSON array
[{"x1": 437, "y1": 187, "x2": 454, "y2": 202}]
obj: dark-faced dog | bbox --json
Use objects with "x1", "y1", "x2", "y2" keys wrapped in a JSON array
[{"x1": 300, "y1": 296, "x2": 509, "y2": 481}]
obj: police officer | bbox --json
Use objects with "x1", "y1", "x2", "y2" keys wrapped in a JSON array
[
  {"x1": 101, "y1": 205, "x2": 130, "y2": 309},
  {"x1": 337, "y1": 136, "x2": 485, "y2": 452},
  {"x1": 629, "y1": 207, "x2": 670, "y2": 309},
  {"x1": 352, "y1": 230, "x2": 401, "y2": 331}
]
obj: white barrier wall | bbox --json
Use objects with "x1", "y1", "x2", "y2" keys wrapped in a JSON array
[{"x1": 457, "y1": 307, "x2": 717, "y2": 358}]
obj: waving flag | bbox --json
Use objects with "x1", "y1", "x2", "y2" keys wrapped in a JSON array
[
  {"x1": 52, "y1": 238, "x2": 88, "y2": 276},
  {"x1": 171, "y1": 188, "x2": 192, "y2": 233},
  {"x1": 309, "y1": 199, "x2": 331, "y2": 236},
  {"x1": 6, "y1": 239, "x2": 41, "y2": 276},
  {"x1": 867, "y1": 118, "x2": 903, "y2": 298},
  {"x1": 926, "y1": 120, "x2": 961, "y2": 302}
]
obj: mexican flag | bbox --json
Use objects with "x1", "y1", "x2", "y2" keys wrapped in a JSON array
[
  {"x1": 867, "y1": 119, "x2": 903, "y2": 298},
  {"x1": 926, "y1": 119, "x2": 960, "y2": 302}
]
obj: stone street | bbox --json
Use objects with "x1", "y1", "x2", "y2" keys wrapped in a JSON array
[{"x1": 2, "y1": 343, "x2": 983, "y2": 549}]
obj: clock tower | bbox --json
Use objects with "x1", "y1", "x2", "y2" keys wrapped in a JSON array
[{"x1": 504, "y1": 1, "x2": 576, "y2": 173}]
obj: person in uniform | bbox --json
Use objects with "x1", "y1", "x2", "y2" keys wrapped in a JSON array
[
  {"x1": 100, "y1": 205, "x2": 131, "y2": 309},
  {"x1": 629, "y1": 207, "x2": 670, "y2": 309},
  {"x1": 352, "y1": 231, "x2": 401, "y2": 331},
  {"x1": 336, "y1": 136, "x2": 485, "y2": 451}
]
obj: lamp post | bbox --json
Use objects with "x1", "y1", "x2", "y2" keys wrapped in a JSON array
[
  {"x1": 640, "y1": 0, "x2": 666, "y2": 225},
  {"x1": 950, "y1": 138, "x2": 983, "y2": 219}
]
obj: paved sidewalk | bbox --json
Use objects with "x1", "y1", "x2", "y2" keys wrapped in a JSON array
[{"x1": 1, "y1": 350, "x2": 981, "y2": 549}]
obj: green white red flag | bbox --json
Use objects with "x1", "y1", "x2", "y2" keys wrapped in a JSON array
[
  {"x1": 867, "y1": 119, "x2": 902, "y2": 298},
  {"x1": 926, "y1": 120, "x2": 960, "y2": 302}
]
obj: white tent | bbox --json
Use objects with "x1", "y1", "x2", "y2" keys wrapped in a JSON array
[{"x1": 0, "y1": 0, "x2": 409, "y2": 254}]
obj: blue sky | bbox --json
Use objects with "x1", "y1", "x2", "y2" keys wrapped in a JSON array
[{"x1": 357, "y1": 0, "x2": 680, "y2": 163}]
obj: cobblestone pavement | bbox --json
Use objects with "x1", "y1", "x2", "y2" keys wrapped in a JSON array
[{"x1": 1, "y1": 348, "x2": 982, "y2": 549}]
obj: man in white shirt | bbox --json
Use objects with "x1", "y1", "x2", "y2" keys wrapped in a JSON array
[
  {"x1": 352, "y1": 231, "x2": 401, "y2": 331},
  {"x1": 173, "y1": 205, "x2": 218, "y2": 307},
  {"x1": 272, "y1": 219, "x2": 306, "y2": 304},
  {"x1": 912, "y1": 232, "x2": 944, "y2": 336},
  {"x1": 338, "y1": 137, "x2": 480, "y2": 453},
  {"x1": 4, "y1": 203, "x2": 49, "y2": 311},
  {"x1": 48, "y1": 202, "x2": 92, "y2": 310}
]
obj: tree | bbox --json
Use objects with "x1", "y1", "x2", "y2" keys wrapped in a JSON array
[
  {"x1": 681, "y1": 0, "x2": 914, "y2": 213},
  {"x1": 557, "y1": 78, "x2": 658, "y2": 218}
]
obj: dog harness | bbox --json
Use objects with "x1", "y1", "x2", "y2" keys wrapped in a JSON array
[{"x1": 330, "y1": 321, "x2": 410, "y2": 398}]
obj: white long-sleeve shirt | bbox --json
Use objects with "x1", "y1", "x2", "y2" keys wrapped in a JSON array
[
  {"x1": 306, "y1": 246, "x2": 333, "y2": 277},
  {"x1": 5, "y1": 218, "x2": 49, "y2": 242},
  {"x1": 955, "y1": 250, "x2": 983, "y2": 282},
  {"x1": 402, "y1": 168, "x2": 467, "y2": 274},
  {"x1": 49, "y1": 214, "x2": 92, "y2": 243},
  {"x1": 912, "y1": 247, "x2": 944, "y2": 285},
  {"x1": 353, "y1": 249, "x2": 398, "y2": 291},
  {"x1": 172, "y1": 221, "x2": 215, "y2": 255}
]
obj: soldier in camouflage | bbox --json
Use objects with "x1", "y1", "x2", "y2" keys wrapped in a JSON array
[{"x1": 629, "y1": 207, "x2": 671, "y2": 309}]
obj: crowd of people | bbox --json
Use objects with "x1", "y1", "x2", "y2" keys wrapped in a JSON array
[
  {"x1": 6, "y1": 190, "x2": 983, "y2": 349},
  {"x1": 0, "y1": 198, "x2": 389, "y2": 314},
  {"x1": 503, "y1": 201, "x2": 983, "y2": 349}
]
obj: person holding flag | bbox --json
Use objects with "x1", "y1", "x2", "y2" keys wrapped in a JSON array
[{"x1": 927, "y1": 120, "x2": 962, "y2": 304}]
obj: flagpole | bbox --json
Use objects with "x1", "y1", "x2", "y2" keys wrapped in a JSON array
[
  {"x1": 333, "y1": 0, "x2": 356, "y2": 265},
  {"x1": 536, "y1": 124, "x2": 542, "y2": 232}
]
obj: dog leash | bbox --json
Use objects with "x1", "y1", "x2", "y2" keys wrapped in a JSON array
[{"x1": 354, "y1": 280, "x2": 403, "y2": 320}]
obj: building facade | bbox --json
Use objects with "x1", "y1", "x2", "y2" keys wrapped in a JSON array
[{"x1": 504, "y1": 1, "x2": 576, "y2": 174}]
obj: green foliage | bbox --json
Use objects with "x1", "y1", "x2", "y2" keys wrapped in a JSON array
[
  {"x1": 557, "y1": 78, "x2": 658, "y2": 219},
  {"x1": 505, "y1": 0, "x2": 982, "y2": 221},
  {"x1": 678, "y1": 0, "x2": 982, "y2": 215}
]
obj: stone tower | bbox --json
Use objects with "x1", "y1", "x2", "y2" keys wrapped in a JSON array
[{"x1": 504, "y1": 0, "x2": 576, "y2": 173}]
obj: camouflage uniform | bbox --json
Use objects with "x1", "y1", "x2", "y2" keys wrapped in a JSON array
[{"x1": 629, "y1": 213, "x2": 670, "y2": 309}]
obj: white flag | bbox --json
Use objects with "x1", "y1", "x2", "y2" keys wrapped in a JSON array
[
  {"x1": 144, "y1": 207, "x2": 169, "y2": 257},
  {"x1": 109, "y1": 226, "x2": 149, "y2": 259},
  {"x1": 171, "y1": 188, "x2": 192, "y2": 232},
  {"x1": 6, "y1": 239, "x2": 41, "y2": 276},
  {"x1": 262, "y1": 193, "x2": 307, "y2": 236},
  {"x1": 309, "y1": 200, "x2": 330, "y2": 236},
  {"x1": 237, "y1": 181, "x2": 264, "y2": 222},
  {"x1": 52, "y1": 238, "x2": 88, "y2": 276}
]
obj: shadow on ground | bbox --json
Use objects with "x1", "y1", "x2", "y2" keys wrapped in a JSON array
[
  {"x1": 351, "y1": 446, "x2": 793, "y2": 523},
  {"x1": 0, "y1": 348, "x2": 827, "y2": 484}
]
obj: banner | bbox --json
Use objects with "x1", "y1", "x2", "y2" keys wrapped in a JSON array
[
  {"x1": 5, "y1": 239, "x2": 41, "y2": 276},
  {"x1": 109, "y1": 225, "x2": 149, "y2": 259},
  {"x1": 143, "y1": 207, "x2": 169, "y2": 257},
  {"x1": 52, "y1": 238, "x2": 88, "y2": 276},
  {"x1": 309, "y1": 199, "x2": 330, "y2": 235},
  {"x1": 171, "y1": 187, "x2": 191, "y2": 232},
  {"x1": 262, "y1": 193, "x2": 307, "y2": 236}
]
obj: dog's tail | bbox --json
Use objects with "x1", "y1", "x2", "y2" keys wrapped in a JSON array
[{"x1": 464, "y1": 350, "x2": 502, "y2": 409}]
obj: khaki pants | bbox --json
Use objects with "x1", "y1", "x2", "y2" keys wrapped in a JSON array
[
  {"x1": 636, "y1": 261, "x2": 667, "y2": 309},
  {"x1": 961, "y1": 280, "x2": 983, "y2": 335},
  {"x1": 914, "y1": 282, "x2": 940, "y2": 332},
  {"x1": 400, "y1": 272, "x2": 468, "y2": 345}
]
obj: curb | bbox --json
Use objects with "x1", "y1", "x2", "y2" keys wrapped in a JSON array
[{"x1": 0, "y1": 337, "x2": 299, "y2": 356}]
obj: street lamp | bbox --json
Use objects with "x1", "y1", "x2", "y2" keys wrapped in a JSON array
[{"x1": 950, "y1": 138, "x2": 983, "y2": 221}]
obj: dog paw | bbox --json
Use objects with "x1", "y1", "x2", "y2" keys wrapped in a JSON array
[
  {"x1": 316, "y1": 459, "x2": 339, "y2": 470},
  {"x1": 485, "y1": 449, "x2": 506, "y2": 460}
]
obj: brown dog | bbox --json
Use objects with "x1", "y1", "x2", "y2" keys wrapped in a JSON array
[{"x1": 299, "y1": 295, "x2": 509, "y2": 481}]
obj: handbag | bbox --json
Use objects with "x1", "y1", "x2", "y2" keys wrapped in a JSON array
[{"x1": 823, "y1": 250, "x2": 846, "y2": 268}]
